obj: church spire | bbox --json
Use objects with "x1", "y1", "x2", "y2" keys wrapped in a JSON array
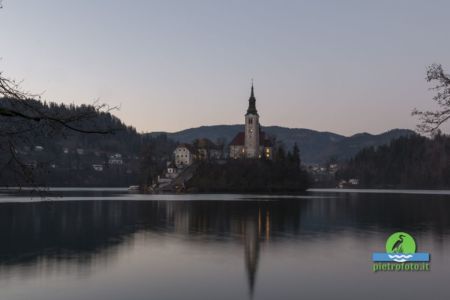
[{"x1": 246, "y1": 82, "x2": 258, "y2": 115}]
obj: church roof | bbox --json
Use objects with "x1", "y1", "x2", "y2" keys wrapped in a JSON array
[
  {"x1": 229, "y1": 132, "x2": 245, "y2": 146},
  {"x1": 229, "y1": 131, "x2": 273, "y2": 147}
]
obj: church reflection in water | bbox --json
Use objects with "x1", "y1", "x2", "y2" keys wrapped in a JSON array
[
  {"x1": 165, "y1": 201, "x2": 272, "y2": 294},
  {"x1": 244, "y1": 208, "x2": 270, "y2": 296}
]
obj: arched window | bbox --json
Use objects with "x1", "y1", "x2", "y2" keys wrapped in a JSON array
[{"x1": 248, "y1": 118, "x2": 253, "y2": 124}]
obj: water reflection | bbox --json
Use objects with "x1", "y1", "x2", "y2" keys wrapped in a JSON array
[{"x1": 0, "y1": 191, "x2": 450, "y2": 299}]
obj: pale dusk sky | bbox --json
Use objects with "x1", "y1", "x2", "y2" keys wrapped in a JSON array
[{"x1": 1, "y1": 0, "x2": 450, "y2": 135}]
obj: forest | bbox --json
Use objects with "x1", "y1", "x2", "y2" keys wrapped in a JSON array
[{"x1": 337, "y1": 134, "x2": 450, "y2": 189}]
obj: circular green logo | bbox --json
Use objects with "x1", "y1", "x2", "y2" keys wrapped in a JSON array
[{"x1": 385, "y1": 232, "x2": 416, "y2": 254}]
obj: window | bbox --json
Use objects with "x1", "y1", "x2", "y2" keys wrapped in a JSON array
[{"x1": 248, "y1": 118, "x2": 253, "y2": 124}]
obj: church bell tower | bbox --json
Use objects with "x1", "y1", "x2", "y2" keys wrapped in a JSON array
[{"x1": 244, "y1": 84, "x2": 260, "y2": 158}]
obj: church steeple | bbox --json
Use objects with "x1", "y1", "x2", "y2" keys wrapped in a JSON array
[{"x1": 246, "y1": 83, "x2": 258, "y2": 115}]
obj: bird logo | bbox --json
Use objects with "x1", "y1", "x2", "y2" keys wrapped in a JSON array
[
  {"x1": 391, "y1": 234, "x2": 405, "y2": 253},
  {"x1": 385, "y1": 232, "x2": 416, "y2": 262}
]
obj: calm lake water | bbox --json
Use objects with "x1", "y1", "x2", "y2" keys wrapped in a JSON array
[{"x1": 0, "y1": 189, "x2": 450, "y2": 300}]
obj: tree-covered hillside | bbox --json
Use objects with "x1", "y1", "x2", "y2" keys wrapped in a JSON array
[
  {"x1": 0, "y1": 98, "x2": 175, "y2": 187},
  {"x1": 337, "y1": 134, "x2": 450, "y2": 189}
]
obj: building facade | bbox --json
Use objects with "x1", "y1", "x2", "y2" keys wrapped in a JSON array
[
  {"x1": 174, "y1": 144, "x2": 195, "y2": 168},
  {"x1": 229, "y1": 85, "x2": 273, "y2": 160}
]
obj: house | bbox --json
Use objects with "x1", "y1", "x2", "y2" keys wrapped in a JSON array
[
  {"x1": 165, "y1": 161, "x2": 178, "y2": 179},
  {"x1": 109, "y1": 153, "x2": 123, "y2": 165},
  {"x1": 174, "y1": 144, "x2": 195, "y2": 168},
  {"x1": 348, "y1": 178, "x2": 359, "y2": 185},
  {"x1": 92, "y1": 164, "x2": 104, "y2": 172},
  {"x1": 229, "y1": 84, "x2": 273, "y2": 160}
]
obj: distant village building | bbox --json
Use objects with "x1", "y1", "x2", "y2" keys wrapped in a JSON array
[
  {"x1": 348, "y1": 178, "x2": 359, "y2": 185},
  {"x1": 92, "y1": 164, "x2": 104, "y2": 172},
  {"x1": 229, "y1": 85, "x2": 273, "y2": 160},
  {"x1": 174, "y1": 144, "x2": 195, "y2": 168},
  {"x1": 109, "y1": 153, "x2": 123, "y2": 165},
  {"x1": 165, "y1": 161, "x2": 178, "y2": 179}
]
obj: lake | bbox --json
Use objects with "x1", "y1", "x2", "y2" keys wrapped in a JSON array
[{"x1": 0, "y1": 189, "x2": 449, "y2": 300}]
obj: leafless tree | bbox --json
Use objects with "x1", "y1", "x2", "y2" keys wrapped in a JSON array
[{"x1": 412, "y1": 64, "x2": 450, "y2": 134}]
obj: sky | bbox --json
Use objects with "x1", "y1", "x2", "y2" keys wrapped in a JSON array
[{"x1": 1, "y1": 0, "x2": 450, "y2": 135}]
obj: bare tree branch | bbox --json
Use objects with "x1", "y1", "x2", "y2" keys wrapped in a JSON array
[{"x1": 412, "y1": 64, "x2": 450, "y2": 134}]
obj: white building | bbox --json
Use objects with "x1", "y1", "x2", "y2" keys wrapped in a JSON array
[
  {"x1": 174, "y1": 144, "x2": 195, "y2": 168},
  {"x1": 165, "y1": 161, "x2": 178, "y2": 179}
]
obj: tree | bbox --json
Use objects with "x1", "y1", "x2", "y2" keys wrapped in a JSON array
[
  {"x1": 412, "y1": 64, "x2": 450, "y2": 134},
  {"x1": 292, "y1": 143, "x2": 301, "y2": 170},
  {"x1": 275, "y1": 143, "x2": 286, "y2": 162}
]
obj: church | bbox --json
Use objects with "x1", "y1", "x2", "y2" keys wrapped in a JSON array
[{"x1": 229, "y1": 85, "x2": 273, "y2": 160}]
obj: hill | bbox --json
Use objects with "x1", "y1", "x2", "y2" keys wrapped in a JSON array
[{"x1": 148, "y1": 125, "x2": 414, "y2": 164}]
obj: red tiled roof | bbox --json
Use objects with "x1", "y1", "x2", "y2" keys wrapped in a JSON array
[
  {"x1": 229, "y1": 132, "x2": 245, "y2": 146},
  {"x1": 229, "y1": 131, "x2": 273, "y2": 147}
]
